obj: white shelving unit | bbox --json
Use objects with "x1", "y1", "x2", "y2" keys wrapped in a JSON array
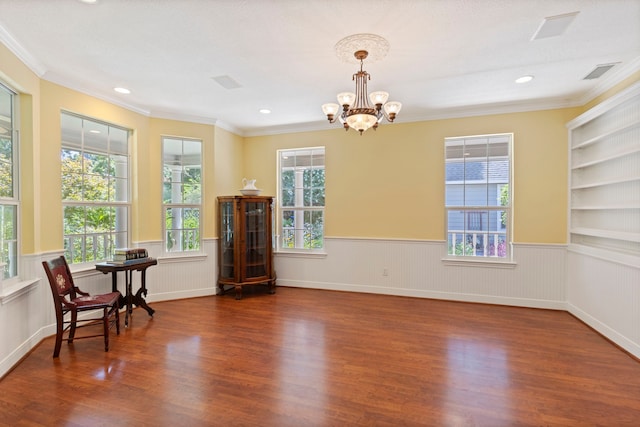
[{"x1": 567, "y1": 82, "x2": 640, "y2": 265}]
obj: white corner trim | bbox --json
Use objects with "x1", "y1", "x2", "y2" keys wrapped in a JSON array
[{"x1": 567, "y1": 302, "x2": 640, "y2": 359}]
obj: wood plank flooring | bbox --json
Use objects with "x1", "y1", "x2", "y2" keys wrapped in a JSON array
[{"x1": 1, "y1": 286, "x2": 639, "y2": 426}]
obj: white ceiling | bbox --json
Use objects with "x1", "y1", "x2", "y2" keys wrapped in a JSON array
[{"x1": 1, "y1": 0, "x2": 639, "y2": 136}]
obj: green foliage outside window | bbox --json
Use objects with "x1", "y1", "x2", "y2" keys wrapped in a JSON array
[
  {"x1": 0, "y1": 136, "x2": 13, "y2": 198},
  {"x1": 62, "y1": 149, "x2": 124, "y2": 263}
]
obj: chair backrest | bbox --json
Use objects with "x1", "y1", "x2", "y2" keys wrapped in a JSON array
[{"x1": 42, "y1": 256, "x2": 78, "y2": 302}]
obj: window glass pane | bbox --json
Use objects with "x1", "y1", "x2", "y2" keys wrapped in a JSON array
[
  {"x1": 162, "y1": 137, "x2": 202, "y2": 253},
  {"x1": 278, "y1": 147, "x2": 325, "y2": 250},
  {"x1": 164, "y1": 207, "x2": 200, "y2": 252},
  {"x1": 0, "y1": 84, "x2": 18, "y2": 279},
  {"x1": 112, "y1": 153, "x2": 128, "y2": 179},
  {"x1": 0, "y1": 140, "x2": 12, "y2": 198},
  {"x1": 0, "y1": 205, "x2": 17, "y2": 279},
  {"x1": 61, "y1": 113, "x2": 83, "y2": 150},
  {"x1": 445, "y1": 134, "x2": 511, "y2": 258},
  {"x1": 84, "y1": 174, "x2": 109, "y2": 202},
  {"x1": 0, "y1": 86, "x2": 14, "y2": 199},
  {"x1": 0, "y1": 88, "x2": 11, "y2": 134},
  {"x1": 61, "y1": 112, "x2": 130, "y2": 263},
  {"x1": 304, "y1": 210, "x2": 324, "y2": 249},
  {"x1": 83, "y1": 121, "x2": 109, "y2": 153},
  {"x1": 112, "y1": 177, "x2": 128, "y2": 202},
  {"x1": 110, "y1": 127, "x2": 128, "y2": 155}
]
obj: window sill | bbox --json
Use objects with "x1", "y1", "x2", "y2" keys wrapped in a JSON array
[
  {"x1": 441, "y1": 257, "x2": 517, "y2": 269},
  {"x1": 275, "y1": 250, "x2": 327, "y2": 259},
  {"x1": 1, "y1": 278, "x2": 40, "y2": 305},
  {"x1": 157, "y1": 252, "x2": 208, "y2": 263}
]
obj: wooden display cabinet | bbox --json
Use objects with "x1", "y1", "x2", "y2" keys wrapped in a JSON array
[{"x1": 217, "y1": 196, "x2": 276, "y2": 299}]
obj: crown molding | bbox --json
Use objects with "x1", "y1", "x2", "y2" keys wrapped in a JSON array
[
  {"x1": 243, "y1": 97, "x2": 582, "y2": 137},
  {"x1": 42, "y1": 70, "x2": 151, "y2": 116},
  {"x1": 149, "y1": 110, "x2": 242, "y2": 136},
  {"x1": 578, "y1": 55, "x2": 640, "y2": 105},
  {"x1": 0, "y1": 24, "x2": 47, "y2": 77}
]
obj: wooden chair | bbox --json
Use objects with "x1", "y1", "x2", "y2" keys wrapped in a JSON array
[{"x1": 42, "y1": 256, "x2": 121, "y2": 358}]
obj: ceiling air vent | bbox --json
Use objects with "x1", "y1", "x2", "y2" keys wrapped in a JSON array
[
  {"x1": 531, "y1": 11, "x2": 579, "y2": 40},
  {"x1": 212, "y1": 75, "x2": 242, "y2": 89},
  {"x1": 583, "y1": 63, "x2": 619, "y2": 80}
]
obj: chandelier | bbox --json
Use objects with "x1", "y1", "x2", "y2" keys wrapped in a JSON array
[{"x1": 321, "y1": 49, "x2": 402, "y2": 135}]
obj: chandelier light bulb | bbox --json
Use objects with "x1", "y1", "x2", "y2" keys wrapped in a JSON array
[
  {"x1": 383, "y1": 101, "x2": 402, "y2": 119},
  {"x1": 369, "y1": 91, "x2": 389, "y2": 106},
  {"x1": 337, "y1": 92, "x2": 356, "y2": 107}
]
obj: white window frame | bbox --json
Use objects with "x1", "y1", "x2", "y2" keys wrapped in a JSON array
[
  {"x1": 61, "y1": 112, "x2": 131, "y2": 266},
  {"x1": 444, "y1": 133, "x2": 513, "y2": 262},
  {"x1": 277, "y1": 147, "x2": 325, "y2": 253},
  {"x1": 0, "y1": 81, "x2": 19, "y2": 283},
  {"x1": 162, "y1": 136, "x2": 202, "y2": 254}
]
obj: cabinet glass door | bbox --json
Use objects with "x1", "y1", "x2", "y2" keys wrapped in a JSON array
[
  {"x1": 220, "y1": 201, "x2": 235, "y2": 279},
  {"x1": 244, "y1": 201, "x2": 267, "y2": 279}
]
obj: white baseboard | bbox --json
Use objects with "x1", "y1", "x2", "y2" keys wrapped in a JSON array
[
  {"x1": 277, "y1": 279, "x2": 567, "y2": 310},
  {"x1": 567, "y1": 302, "x2": 640, "y2": 359}
]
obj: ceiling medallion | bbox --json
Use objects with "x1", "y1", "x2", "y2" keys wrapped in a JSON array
[
  {"x1": 334, "y1": 33, "x2": 390, "y2": 64},
  {"x1": 322, "y1": 35, "x2": 401, "y2": 135}
]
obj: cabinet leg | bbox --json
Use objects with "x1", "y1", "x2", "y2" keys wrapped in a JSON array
[{"x1": 234, "y1": 285, "x2": 242, "y2": 300}]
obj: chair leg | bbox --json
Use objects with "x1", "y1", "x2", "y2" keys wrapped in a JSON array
[
  {"x1": 115, "y1": 306, "x2": 120, "y2": 335},
  {"x1": 53, "y1": 316, "x2": 64, "y2": 358},
  {"x1": 68, "y1": 310, "x2": 78, "y2": 343},
  {"x1": 103, "y1": 307, "x2": 110, "y2": 352}
]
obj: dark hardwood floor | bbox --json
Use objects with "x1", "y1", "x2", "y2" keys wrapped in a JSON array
[{"x1": 1, "y1": 286, "x2": 639, "y2": 426}]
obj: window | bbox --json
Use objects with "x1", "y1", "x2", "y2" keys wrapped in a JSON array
[
  {"x1": 445, "y1": 134, "x2": 512, "y2": 259},
  {"x1": 278, "y1": 147, "x2": 325, "y2": 250},
  {"x1": 162, "y1": 137, "x2": 202, "y2": 253},
  {"x1": 0, "y1": 83, "x2": 18, "y2": 279},
  {"x1": 61, "y1": 112, "x2": 130, "y2": 264}
]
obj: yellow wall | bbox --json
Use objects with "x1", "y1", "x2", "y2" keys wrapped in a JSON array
[
  {"x1": 245, "y1": 107, "x2": 581, "y2": 243},
  {"x1": 2, "y1": 40, "x2": 638, "y2": 254},
  {"x1": 40, "y1": 81, "x2": 151, "y2": 249},
  {"x1": 0, "y1": 42, "x2": 41, "y2": 254},
  {"x1": 28, "y1": 78, "x2": 245, "y2": 251}
]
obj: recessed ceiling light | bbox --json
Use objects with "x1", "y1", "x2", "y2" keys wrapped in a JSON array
[
  {"x1": 79, "y1": 0, "x2": 98, "y2": 4},
  {"x1": 89, "y1": 130, "x2": 101, "y2": 134},
  {"x1": 114, "y1": 87, "x2": 131, "y2": 94},
  {"x1": 259, "y1": 109, "x2": 271, "y2": 114},
  {"x1": 515, "y1": 75, "x2": 534, "y2": 84}
]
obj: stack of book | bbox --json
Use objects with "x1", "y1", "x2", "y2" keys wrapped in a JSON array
[{"x1": 111, "y1": 248, "x2": 149, "y2": 265}]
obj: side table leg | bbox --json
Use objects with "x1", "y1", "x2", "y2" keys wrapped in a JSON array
[{"x1": 125, "y1": 270, "x2": 133, "y2": 327}]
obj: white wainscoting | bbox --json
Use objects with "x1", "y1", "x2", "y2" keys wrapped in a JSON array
[
  {"x1": 275, "y1": 238, "x2": 567, "y2": 309},
  {"x1": 3, "y1": 237, "x2": 637, "y2": 378},
  {"x1": 567, "y1": 249, "x2": 640, "y2": 359}
]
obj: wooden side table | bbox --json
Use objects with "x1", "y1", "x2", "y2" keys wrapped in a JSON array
[{"x1": 95, "y1": 258, "x2": 157, "y2": 327}]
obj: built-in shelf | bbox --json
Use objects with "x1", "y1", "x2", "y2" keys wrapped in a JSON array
[
  {"x1": 571, "y1": 176, "x2": 639, "y2": 189},
  {"x1": 570, "y1": 227, "x2": 640, "y2": 243},
  {"x1": 571, "y1": 120, "x2": 640, "y2": 149},
  {"x1": 571, "y1": 145, "x2": 640, "y2": 170},
  {"x1": 571, "y1": 204, "x2": 640, "y2": 210},
  {"x1": 567, "y1": 82, "x2": 640, "y2": 263}
]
